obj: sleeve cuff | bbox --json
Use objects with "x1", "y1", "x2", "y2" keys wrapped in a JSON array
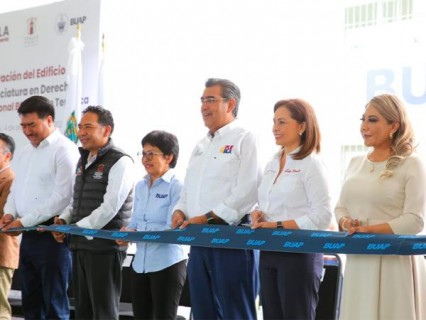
[
  {"x1": 294, "y1": 216, "x2": 316, "y2": 230},
  {"x1": 76, "y1": 219, "x2": 92, "y2": 229},
  {"x1": 76, "y1": 220, "x2": 94, "y2": 240},
  {"x1": 19, "y1": 215, "x2": 33, "y2": 228},
  {"x1": 213, "y1": 203, "x2": 239, "y2": 225}
]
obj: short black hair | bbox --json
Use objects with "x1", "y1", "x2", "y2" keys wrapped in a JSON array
[
  {"x1": 0, "y1": 132, "x2": 15, "y2": 158},
  {"x1": 141, "y1": 130, "x2": 179, "y2": 168},
  {"x1": 82, "y1": 106, "x2": 114, "y2": 134},
  {"x1": 18, "y1": 95, "x2": 55, "y2": 120}
]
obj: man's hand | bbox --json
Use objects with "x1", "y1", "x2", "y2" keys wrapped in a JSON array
[
  {"x1": 0, "y1": 214, "x2": 14, "y2": 230},
  {"x1": 180, "y1": 214, "x2": 208, "y2": 229},
  {"x1": 1, "y1": 218, "x2": 23, "y2": 236},
  {"x1": 171, "y1": 210, "x2": 186, "y2": 228},
  {"x1": 52, "y1": 216, "x2": 66, "y2": 243}
]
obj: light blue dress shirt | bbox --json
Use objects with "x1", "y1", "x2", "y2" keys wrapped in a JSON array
[{"x1": 128, "y1": 169, "x2": 186, "y2": 273}]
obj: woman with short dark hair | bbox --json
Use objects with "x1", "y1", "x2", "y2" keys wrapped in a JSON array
[{"x1": 118, "y1": 130, "x2": 186, "y2": 319}]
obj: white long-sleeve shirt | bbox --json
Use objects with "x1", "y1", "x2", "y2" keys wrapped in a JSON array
[
  {"x1": 59, "y1": 155, "x2": 136, "y2": 230},
  {"x1": 4, "y1": 129, "x2": 80, "y2": 227},
  {"x1": 258, "y1": 148, "x2": 332, "y2": 230},
  {"x1": 175, "y1": 120, "x2": 262, "y2": 224}
]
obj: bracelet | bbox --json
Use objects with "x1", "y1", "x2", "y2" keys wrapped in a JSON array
[
  {"x1": 340, "y1": 217, "x2": 348, "y2": 231},
  {"x1": 205, "y1": 211, "x2": 228, "y2": 225}
]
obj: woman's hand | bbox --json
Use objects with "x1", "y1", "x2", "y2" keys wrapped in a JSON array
[
  {"x1": 252, "y1": 221, "x2": 277, "y2": 229},
  {"x1": 116, "y1": 226, "x2": 135, "y2": 246},
  {"x1": 347, "y1": 225, "x2": 368, "y2": 235},
  {"x1": 339, "y1": 216, "x2": 360, "y2": 231},
  {"x1": 250, "y1": 210, "x2": 264, "y2": 227}
]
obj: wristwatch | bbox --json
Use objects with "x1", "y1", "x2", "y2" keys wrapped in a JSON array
[
  {"x1": 276, "y1": 221, "x2": 283, "y2": 229},
  {"x1": 205, "y1": 211, "x2": 216, "y2": 224}
]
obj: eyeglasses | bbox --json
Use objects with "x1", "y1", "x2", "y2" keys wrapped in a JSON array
[
  {"x1": 200, "y1": 97, "x2": 229, "y2": 104},
  {"x1": 140, "y1": 151, "x2": 164, "y2": 161}
]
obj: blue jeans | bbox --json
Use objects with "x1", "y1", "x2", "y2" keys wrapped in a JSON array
[{"x1": 20, "y1": 231, "x2": 71, "y2": 320}]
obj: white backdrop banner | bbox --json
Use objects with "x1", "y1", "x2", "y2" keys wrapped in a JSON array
[{"x1": 0, "y1": 0, "x2": 101, "y2": 150}]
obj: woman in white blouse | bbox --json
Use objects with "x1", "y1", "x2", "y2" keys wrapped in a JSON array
[
  {"x1": 252, "y1": 99, "x2": 332, "y2": 320},
  {"x1": 335, "y1": 94, "x2": 426, "y2": 320}
]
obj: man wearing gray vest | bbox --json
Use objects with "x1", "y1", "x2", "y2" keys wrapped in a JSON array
[{"x1": 53, "y1": 106, "x2": 135, "y2": 320}]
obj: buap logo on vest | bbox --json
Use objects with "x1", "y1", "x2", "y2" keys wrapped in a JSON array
[
  {"x1": 93, "y1": 164, "x2": 105, "y2": 180},
  {"x1": 76, "y1": 165, "x2": 83, "y2": 176},
  {"x1": 0, "y1": 25, "x2": 10, "y2": 43}
]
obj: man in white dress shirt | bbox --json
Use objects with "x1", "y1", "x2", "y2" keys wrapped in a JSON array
[
  {"x1": 172, "y1": 78, "x2": 262, "y2": 319},
  {"x1": 0, "y1": 95, "x2": 79, "y2": 319}
]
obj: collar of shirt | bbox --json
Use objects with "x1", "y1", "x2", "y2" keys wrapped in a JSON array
[
  {"x1": 34, "y1": 129, "x2": 61, "y2": 149},
  {"x1": 0, "y1": 165, "x2": 10, "y2": 174},
  {"x1": 143, "y1": 168, "x2": 174, "y2": 185},
  {"x1": 207, "y1": 119, "x2": 238, "y2": 140},
  {"x1": 80, "y1": 138, "x2": 115, "y2": 168},
  {"x1": 274, "y1": 145, "x2": 303, "y2": 159},
  {"x1": 87, "y1": 153, "x2": 97, "y2": 166},
  {"x1": 79, "y1": 138, "x2": 114, "y2": 159}
]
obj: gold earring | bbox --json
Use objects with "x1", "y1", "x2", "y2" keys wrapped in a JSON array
[{"x1": 389, "y1": 132, "x2": 394, "y2": 140}]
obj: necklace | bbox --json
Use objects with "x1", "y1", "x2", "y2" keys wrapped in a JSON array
[{"x1": 367, "y1": 153, "x2": 389, "y2": 173}]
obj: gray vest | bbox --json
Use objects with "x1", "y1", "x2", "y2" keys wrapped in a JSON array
[{"x1": 69, "y1": 140, "x2": 133, "y2": 251}]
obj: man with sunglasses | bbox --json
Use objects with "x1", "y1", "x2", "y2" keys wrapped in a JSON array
[
  {"x1": 172, "y1": 78, "x2": 262, "y2": 319},
  {"x1": 53, "y1": 106, "x2": 135, "y2": 320}
]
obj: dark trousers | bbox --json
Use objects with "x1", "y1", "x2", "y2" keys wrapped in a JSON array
[
  {"x1": 259, "y1": 251, "x2": 323, "y2": 320},
  {"x1": 20, "y1": 231, "x2": 71, "y2": 320},
  {"x1": 131, "y1": 260, "x2": 187, "y2": 320},
  {"x1": 188, "y1": 246, "x2": 259, "y2": 320},
  {"x1": 72, "y1": 250, "x2": 126, "y2": 320}
]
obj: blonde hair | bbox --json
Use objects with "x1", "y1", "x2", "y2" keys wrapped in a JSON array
[{"x1": 367, "y1": 94, "x2": 415, "y2": 178}]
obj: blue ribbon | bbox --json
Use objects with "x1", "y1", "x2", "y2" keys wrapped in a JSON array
[{"x1": 4, "y1": 224, "x2": 426, "y2": 255}]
